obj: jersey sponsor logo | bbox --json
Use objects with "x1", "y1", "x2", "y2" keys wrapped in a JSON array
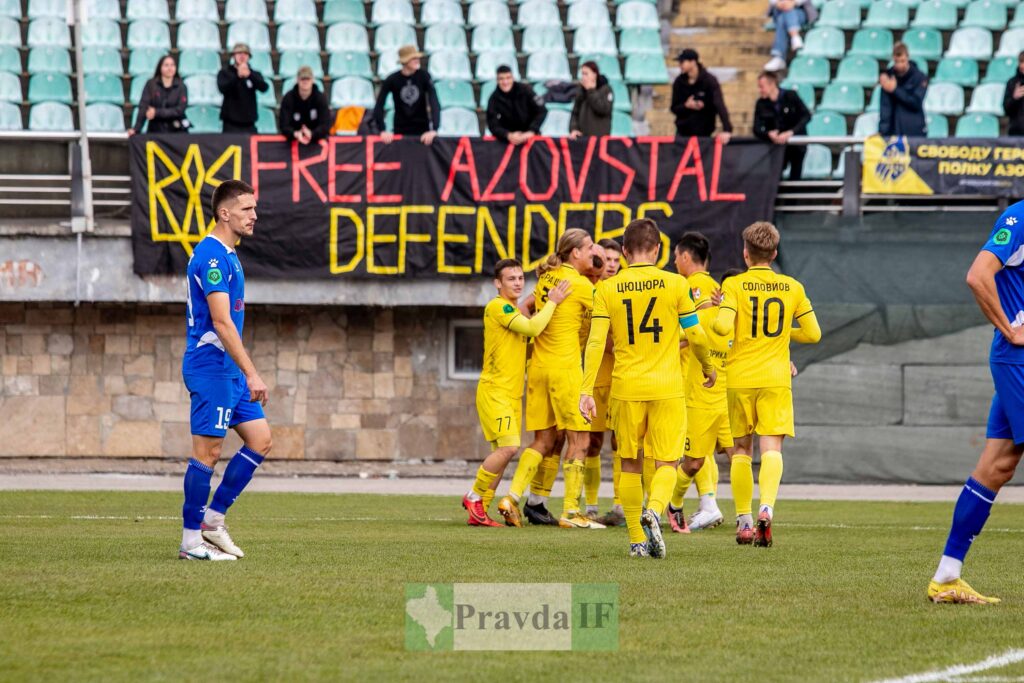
[
  {"x1": 1007, "y1": 216, "x2": 1018, "y2": 226},
  {"x1": 208, "y1": 258, "x2": 219, "y2": 268},
  {"x1": 234, "y1": 299, "x2": 245, "y2": 312},
  {"x1": 503, "y1": 304, "x2": 515, "y2": 314},
  {"x1": 995, "y1": 228, "x2": 1012, "y2": 245},
  {"x1": 207, "y1": 268, "x2": 223, "y2": 285},
  {"x1": 615, "y1": 279, "x2": 666, "y2": 293},
  {"x1": 741, "y1": 281, "x2": 790, "y2": 292}
]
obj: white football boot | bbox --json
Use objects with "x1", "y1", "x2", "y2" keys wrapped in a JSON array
[
  {"x1": 179, "y1": 541, "x2": 237, "y2": 561},
  {"x1": 688, "y1": 508, "x2": 725, "y2": 532},
  {"x1": 201, "y1": 522, "x2": 245, "y2": 558}
]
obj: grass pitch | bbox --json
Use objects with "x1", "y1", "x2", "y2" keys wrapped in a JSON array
[{"x1": 2, "y1": 490, "x2": 1024, "y2": 682}]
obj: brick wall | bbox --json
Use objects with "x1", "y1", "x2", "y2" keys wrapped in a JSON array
[{"x1": 0, "y1": 302, "x2": 487, "y2": 460}]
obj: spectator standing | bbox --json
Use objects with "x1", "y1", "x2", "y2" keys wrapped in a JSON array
[
  {"x1": 372, "y1": 45, "x2": 440, "y2": 145},
  {"x1": 569, "y1": 61, "x2": 613, "y2": 138},
  {"x1": 753, "y1": 70, "x2": 811, "y2": 179},
  {"x1": 217, "y1": 43, "x2": 270, "y2": 133},
  {"x1": 671, "y1": 49, "x2": 733, "y2": 143},
  {"x1": 128, "y1": 54, "x2": 188, "y2": 136},
  {"x1": 486, "y1": 65, "x2": 547, "y2": 144},
  {"x1": 879, "y1": 43, "x2": 927, "y2": 138},
  {"x1": 764, "y1": 0, "x2": 816, "y2": 72},
  {"x1": 1003, "y1": 51, "x2": 1024, "y2": 136},
  {"x1": 278, "y1": 66, "x2": 331, "y2": 144}
]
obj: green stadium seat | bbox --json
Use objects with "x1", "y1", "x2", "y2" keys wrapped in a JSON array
[
  {"x1": 0, "y1": 0, "x2": 19, "y2": 17},
  {"x1": 614, "y1": 1, "x2": 656, "y2": 29},
  {"x1": 782, "y1": 80, "x2": 817, "y2": 111},
  {"x1": 835, "y1": 56, "x2": 880, "y2": 85},
  {"x1": 517, "y1": 0, "x2": 562, "y2": 28},
  {"x1": 324, "y1": 0, "x2": 366, "y2": 24},
  {"x1": 225, "y1": 0, "x2": 269, "y2": 24},
  {"x1": 817, "y1": 0, "x2": 862, "y2": 29},
  {"x1": 426, "y1": 24, "x2": 466, "y2": 53},
  {"x1": 849, "y1": 28, "x2": 894, "y2": 59},
  {"x1": 439, "y1": 107, "x2": 481, "y2": 136},
  {"x1": 819, "y1": 82, "x2": 866, "y2": 113},
  {"x1": 82, "y1": 20, "x2": 122, "y2": 49},
  {"x1": 326, "y1": 23, "x2": 370, "y2": 53},
  {"x1": 129, "y1": 75, "x2": 147, "y2": 103},
  {"x1": 864, "y1": 0, "x2": 909, "y2": 28},
  {"x1": 894, "y1": 0, "x2": 923, "y2": 6},
  {"x1": 85, "y1": 103, "x2": 126, "y2": 131},
  {"x1": 28, "y1": 47, "x2": 71, "y2": 75},
  {"x1": 962, "y1": 0, "x2": 1008, "y2": 29},
  {"x1": 421, "y1": 0, "x2": 463, "y2": 26},
  {"x1": 983, "y1": 56, "x2": 1017, "y2": 82},
  {"x1": 619, "y1": 28, "x2": 662, "y2": 55},
  {"x1": 256, "y1": 81, "x2": 276, "y2": 107},
  {"x1": 866, "y1": 84, "x2": 880, "y2": 110},
  {"x1": 185, "y1": 105, "x2": 220, "y2": 132},
  {"x1": 330, "y1": 76, "x2": 376, "y2": 109},
  {"x1": 540, "y1": 109, "x2": 570, "y2": 136},
  {"x1": 429, "y1": 49, "x2": 474, "y2": 80},
  {"x1": 0, "y1": 18, "x2": 18, "y2": 48},
  {"x1": 956, "y1": 112, "x2": 1000, "y2": 135},
  {"x1": 279, "y1": 50, "x2": 324, "y2": 78},
  {"x1": 807, "y1": 110, "x2": 848, "y2": 136},
  {"x1": 375, "y1": 23, "x2": 418, "y2": 52},
  {"x1": 184, "y1": 74, "x2": 223, "y2": 106},
  {"x1": 471, "y1": 25, "x2": 514, "y2": 52},
  {"x1": 275, "y1": 0, "x2": 318, "y2": 24},
  {"x1": 276, "y1": 22, "x2": 321, "y2": 52},
  {"x1": 944, "y1": 0, "x2": 973, "y2": 6},
  {"x1": 28, "y1": 18, "x2": 72, "y2": 48},
  {"x1": 0, "y1": 70, "x2": 20, "y2": 102},
  {"x1": 126, "y1": 0, "x2": 170, "y2": 21},
  {"x1": 923, "y1": 81, "x2": 965, "y2": 114},
  {"x1": 29, "y1": 101, "x2": 73, "y2": 130},
  {"x1": 127, "y1": 20, "x2": 171, "y2": 50},
  {"x1": 85, "y1": 0, "x2": 122, "y2": 19},
  {"x1": 377, "y1": 48, "x2": 400, "y2": 78},
  {"x1": 175, "y1": 0, "x2": 218, "y2": 21},
  {"x1": 946, "y1": 28, "x2": 993, "y2": 59},
  {"x1": 28, "y1": 72, "x2": 72, "y2": 104},
  {"x1": 177, "y1": 20, "x2": 221, "y2": 51},
  {"x1": 0, "y1": 101, "x2": 21, "y2": 129},
  {"x1": 574, "y1": 27, "x2": 618, "y2": 56},
  {"x1": 28, "y1": 0, "x2": 67, "y2": 19},
  {"x1": 81, "y1": 48, "x2": 122, "y2": 76},
  {"x1": 227, "y1": 21, "x2": 271, "y2": 52},
  {"x1": 435, "y1": 79, "x2": 476, "y2": 109},
  {"x1": 609, "y1": 79, "x2": 631, "y2": 111},
  {"x1": 468, "y1": 1, "x2": 512, "y2": 26},
  {"x1": 579, "y1": 53, "x2": 623, "y2": 80},
  {"x1": 934, "y1": 57, "x2": 979, "y2": 85},
  {"x1": 128, "y1": 48, "x2": 166, "y2": 76},
  {"x1": 178, "y1": 49, "x2": 221, "y2": 77},
  {"x1": 479, "y1": 79, "x2": 496, "y2": 106},
  {"x1": 912, "y1": 0, "x2": 958, "y2": 28},
  {"x1": 1013, "y1": 2, "x2": 1024, "y2": 27},
  {"x1": 624, "y1": 53, "x2": 668, "y2": 84},
  {"x1": 0, "y1": 45, "x2": 19, "y2": 73},
  {"x1": 329, "y1": 51, "x2": 373, "y2": 79},
  {"x1": 252, "y1": 106, "x2": 274, "y2": 133},
  {"x1": 967, "y1": 82, "x2": 1006, "y2": 113},
  {"x1": 242, "y1": 51, "x2": 269, "y2": 77},
  {"x1": 612, "y1": 110, "x2": 633, "y2": 135},
  {"x1": 83, "y1": 73, "x2": 124, "y2": 104},
  {"x1": 902, "y1": 28, "x2": 943, "y2": 59},
  {"x1": 997, "y1": 28, "x2": 1024, "y2": 56},
  {"x1": 786, "y1": 56, "x2": 830, "y2": 86},
  {"x1": 925, "y1": 112, "x2": 948, "y2": 136},
  {"x1": 853, "y1": 110, "x2": 880, "y2": 136},
  {"x1": 372, "y1": 0, "x2": 415, "y2": 24},
  {"x1": 522, "y1": 26, "x2": 565, "y2": 54},
  {"x1": 800, "y1": 144, "x2": 834, "y2": 180}
]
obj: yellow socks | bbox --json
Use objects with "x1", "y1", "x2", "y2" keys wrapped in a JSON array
[
  {"x1": 539, "y1": 453, "x2": 559, "y2": 495},
  {"x1": 731, "y1": 454, "x2": 754, "y2": 517},
  {"x1": 612, "y1": 454, "x2": 622, "y2": 507},
  {"x1": 642, "y1": 457, "x2": 655, "y2": 497},
  {"x1": 670, "y1": 464, "x2": 693, "y2": 508},
  {"x1": 647, "y1": 464, "x2": 676, "y2": 518},
  {"x1": 562, "y1": 459, "x2": 585, "y2": 515},
  {"x1": 584, "y1": 456, "x2": 601, "y2": 507},
  {"x1": 509, "y1": 448, "x2": 543, "y2": 500},
  {"x1": 758, "y1": 450, "x2": 784, "y2": 510},
  {"x1": 694, "y1": 457, "x2": 715, "y2": 497},
  {"x1": 471, "y1": 466, "x2": 498, "y2": 499},
  {"x1": 620, "y1": 471, "x2": 646, "y2": 543},
  {"x1": 481, "y1": 489, "x2": 495, "y2": 511}
]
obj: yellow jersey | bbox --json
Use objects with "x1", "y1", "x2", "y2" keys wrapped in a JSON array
[
  {"x1": 583, "y1": 264, "x2": 703, "y2": 402},
  {"x1": 716, "y1": 266, "x2": 814, "y2": 389},
  {"x1": 479, "y1": 296, "x2": 557, "y2": 398},
  {"x1": 680, "y1": 272, "x2": 728, "y2": 410},
  {"x1": 531, "y1": 263, "x2": 594, "y2": 369}
]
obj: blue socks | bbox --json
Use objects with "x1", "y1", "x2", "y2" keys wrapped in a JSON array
[
  {"x1": 943, "y1": 476, "x2": 997, "y2": 562},
  {"x1": 209, "y1": 446, "x2": 265, "y2": 515},
  {"x1": 182, "y1": 458, "x2": 214, "y2": 531}
]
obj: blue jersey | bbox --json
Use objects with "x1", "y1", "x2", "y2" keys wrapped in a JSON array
[
  {"x1": 183, "y1": 235, "x2": 245, "y2": 378},
  {"x1": 982, "y1": 200, "x2": 1024, "y2": 365}
]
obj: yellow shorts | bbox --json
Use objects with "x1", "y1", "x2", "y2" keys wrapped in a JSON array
[
  {"x1": 727, "y1": 387, "x2": 794, "y2": 438},
  {"x1": 590, "y1": 384, "x2": 611, "y2": 432},
  {"x1": 684, "y1": 405, "x2": 734, "y2": 459},
  {"x1": 611, "y1": 396, "x2": 686, "y2": 462},
  {"x1": 477, "y1": 387, "x2": 522, "y2": 449},
  {"x1": 525, "y1": 364, "x2": 588, "y2": 432}
]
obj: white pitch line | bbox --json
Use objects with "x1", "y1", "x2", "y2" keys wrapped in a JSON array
[{"x1": 872, "y1": 649, "x2": 1024, "y2": 683}]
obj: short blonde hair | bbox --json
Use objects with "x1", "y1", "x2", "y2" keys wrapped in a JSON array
[
  {"x1": 742, "y1": 221, "x2": 779, "y2": 263},
  {"x1": 538, "y1": 228, "x2": 591, "y2": 276}
]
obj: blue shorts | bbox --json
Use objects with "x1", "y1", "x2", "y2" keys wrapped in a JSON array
[
  {"x1": 986, "y1": 362, "x2": 1024, "y2": 444},
  {"x1": 184, "y1": 373, "x2": 265, "y2": 438}
]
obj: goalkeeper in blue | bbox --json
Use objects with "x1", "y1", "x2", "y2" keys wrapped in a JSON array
[
  {"x1": 928, "y1": 202, "x2": 1024, "y2": 604},
  {"x1": 179, "y1": 179, "x2": 272, "y2": 561}
]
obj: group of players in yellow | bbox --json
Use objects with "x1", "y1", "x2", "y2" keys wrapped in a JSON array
[{"x1": 461, "y1": 218, "x2": 821, "y2": 557}]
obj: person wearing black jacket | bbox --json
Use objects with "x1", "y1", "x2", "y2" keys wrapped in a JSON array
[
  {"x1": 1003, "y1": 51, "x2": 1024, "y2": 136},
  {"x1": 670, "y1": 48, "x2": 733, "y2": 142},
  {"x1": 569, "y1": 61, "x2": 613, "y2": 138},
  {"x1": 879, "y1": 43, "x2": 927, "y2": 137},
  {"x1": 486, "y1": 65, "x2": 547, "y2": 144},
  {"x1": 128, "y1": 54, "x2": 188, "y2": 135},
  {"x1": 217, "y1": 43, "x2": 269, "y2": 133},
  {"x1": 278, "y1": 66, "x2": 331, "y2": 144},
  {"x1": 372, "y1": 45, "x2": 440, "y2": 145},
  {"x1": 753, "y1": 70, "x2": 811, "y2": 179}
]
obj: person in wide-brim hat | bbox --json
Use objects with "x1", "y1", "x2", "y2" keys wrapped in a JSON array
[{"x1": 371, "y1": 44, "x2": 441, "y2": 145}]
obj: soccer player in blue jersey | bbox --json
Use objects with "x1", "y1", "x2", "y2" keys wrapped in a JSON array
[
  {"x1": 928, "y1": 201, "x2": 1024, "y2": 603},
  {"x1": 179, "y1": 179, "x2": 272, "y2": 561}
]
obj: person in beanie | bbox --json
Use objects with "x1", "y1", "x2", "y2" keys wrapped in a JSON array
[
  {"x1": 486, "y1": 65, "x2": 547, "y2": 144},
  {"x1": 670, "y1": 48, "x2": 733, "y2": 142},
  {"x1": 372, "y1": 44, "x2": 440, "y2": 145},
  {"x1": 569, "y1": 61, "x2": 613, "y2": 138},
  {"x1": 217, "y1": 43, "x2": 270, "y2": 133},
  {"x1": 278, "y1": 65, "x2": 331, "y2": 144}
]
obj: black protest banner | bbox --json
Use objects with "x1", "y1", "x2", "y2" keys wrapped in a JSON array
[{"x1": 131, "y1": 134, "x2": 785, "y2": 279}]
